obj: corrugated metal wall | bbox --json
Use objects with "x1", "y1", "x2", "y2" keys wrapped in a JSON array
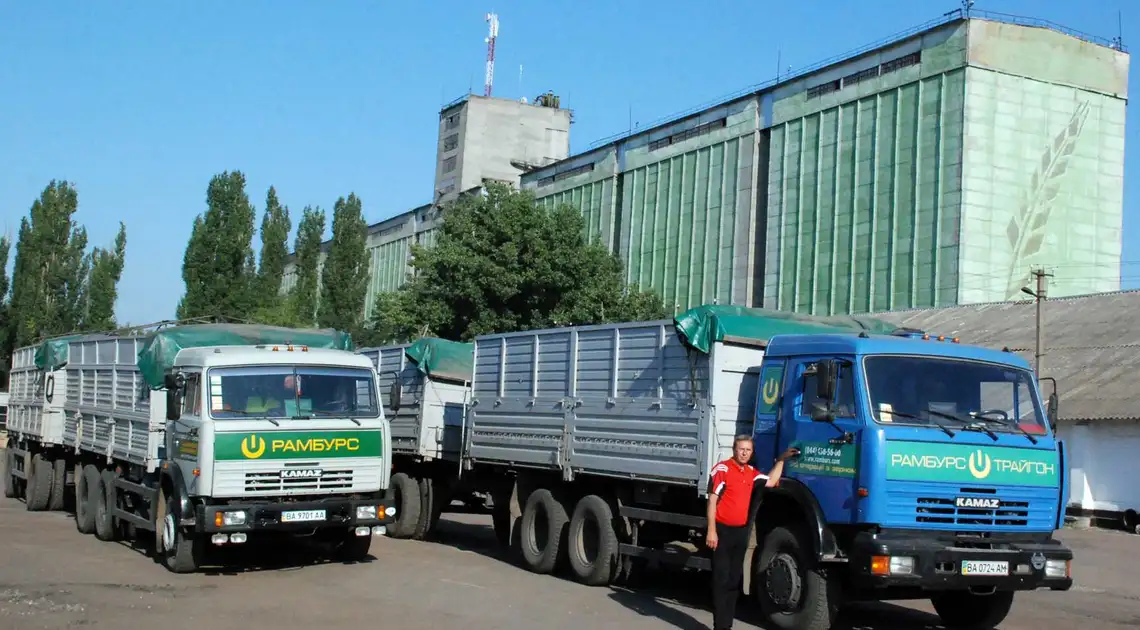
[
  {"x1": 620, "y1": 136, "x2": 748, "y2": 310},
  {"x1": 764, "y1": 68, "x2": 965, "y2": 314},
  {"x1": 364, "y1": 236, "x2": 414, "y2": 315},
  {"x1": 537, "y1": 179, "x2": 615, "y2": 248}
]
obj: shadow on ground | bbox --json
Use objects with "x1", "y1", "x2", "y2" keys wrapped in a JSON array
[{"x1": 430, "y1": 513, "x2": 945, "y2": 630}]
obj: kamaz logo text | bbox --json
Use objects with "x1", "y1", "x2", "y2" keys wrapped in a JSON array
[
  {"x1": 280, "y1": 468, "x2": 324, "y2": 479},
  {"x1": 955, "y1": 496, "x2": 1001, "y2": 509}
]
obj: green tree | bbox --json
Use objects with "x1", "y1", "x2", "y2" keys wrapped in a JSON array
[
  {"x1": 253, "y1": 186, "x2": 292, "y2": 317},
  {"x1": 8, "y1": 181, "x2": 91, "y2": 346},
  {"x1": 177, "y1": 171, "x2": 257, "y2": 320},
  {"x1": 0, "y1": 236, "x2": 11, "y2": 377},
  {"x1": 288, "y1": 205, "x2": 326, "y2": 327},
  {"x1": 318, "y1": 193, "x2": 369, "y2": 335},
  {"x1": 82, "y1": 222, "x2": 127, "y2": 331},
  {"x1": 365, "y1": 182, "x2": 665, "y2": 345}
]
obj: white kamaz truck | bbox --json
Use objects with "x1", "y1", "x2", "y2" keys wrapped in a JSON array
[{"x1": 3, "y1": 322, "x2": 396, "y2": 573}]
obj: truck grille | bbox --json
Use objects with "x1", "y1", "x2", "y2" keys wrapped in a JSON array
[
  {"x1": 243, "y1": 468, "x2": 354, "y2": 494},
  {"x1": 916, "y1": 496, "x2": 1030, "y2": 527}
]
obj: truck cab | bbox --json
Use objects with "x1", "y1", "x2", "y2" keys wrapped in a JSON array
[{"x1": 750, "y1": 332, "x2": 1072, "y2": 630}]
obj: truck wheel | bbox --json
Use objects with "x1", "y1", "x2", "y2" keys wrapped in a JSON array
[
  {"x1": 519, "y1": 488, "x2": 569, "y2": 575},
  {"x1": 755, "y1": 525, "x2": 840, "y2": 630},
  {"x1": 74, "y1": 463, "x2": 96, "y2": 534},
  {"x1": 387, "y1": 473, "x2": 421, "y2": 539},
  {"x1": 157, "y1": 488, "x2": 203, "y2": 574},
  {"x1": 3, "y1": 450, "x2": 17, "y2": 499},
  {"x1": 25, "y1": 453, "x2": 53, "y2": 511},
  {"x1": 567, "y1": 494, "x2": 619, "y2": 586},
  {"x1": 94, "y1": 468, "x2": 119, "y2": 541},
  {"x1": 47, "y1": 456, "x2": 67, "y2": 511},
  {"x1": 412, "y1": 476, "x2": 435, "y2": 540},
  {"x1": 335, "y1": 529, "x2": 373, "y2": 562},
  {"x1": 931, "y1": 590, "x2": 1014, "y2": 629}
]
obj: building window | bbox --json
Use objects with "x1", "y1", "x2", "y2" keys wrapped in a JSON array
[
  {"x1": 443, "y1": 133, "x2": 458, "y2": 152},
  {"x1": 879, "y1": 51, "x2": 921, "y2": 75},
  {"x1": 842, "y1": 65, "x2": 880, "y2": 87},
  {"x1": 536, "y1": 162, "x2": 596, "y2": 187},
  {"x1": 442, "y1": 156, "x2": 457, "y2": 173},
  {"x1": 647, "y1": 117, "x2": 729, "y2": 152},
  {"x1": 806, "y1": 80, "x2": 841, "y2": 99},
  {"x1": 444, "y1": 114, "x2": 460, "y2": 131}
]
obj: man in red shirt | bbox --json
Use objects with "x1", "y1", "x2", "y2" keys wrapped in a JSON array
[{"x1": 706, "y1": 436, "x2": 799, "y2": 630}]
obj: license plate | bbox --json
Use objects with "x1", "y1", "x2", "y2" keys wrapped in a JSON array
[
  {"x1": 961, "y1": 560, "x2": 1008, "y2": 576},
  {"x1": 281, "y1": 509, "x2": 326, "y2": 523}
]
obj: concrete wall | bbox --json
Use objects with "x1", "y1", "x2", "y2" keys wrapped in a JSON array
[{"x1": 957, "y1": 20, "x2": 1129, "y2": 303}]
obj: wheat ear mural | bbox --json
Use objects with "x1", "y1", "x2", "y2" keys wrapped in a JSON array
[{"x1": 1004, "y1": 100, "x2": 1090, "y2": 300}]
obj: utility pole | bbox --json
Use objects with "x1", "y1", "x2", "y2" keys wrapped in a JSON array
[{"x1": 1020, "y1": 268, "x2": 1052, "y2": 375}]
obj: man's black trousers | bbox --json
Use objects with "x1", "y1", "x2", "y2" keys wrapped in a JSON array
[{"x1": 711, "y1": 521, "x2": 751, "y2": 630}]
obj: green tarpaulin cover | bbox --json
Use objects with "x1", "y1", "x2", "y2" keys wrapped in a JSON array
[
  {"x1": 33, "y1": 334, "x2": 91, "y2": 371},
  {"x1": 137, "y1": 323, "x2": 354, "y2": 390},
  {"x1": 673, "y1": 304, "x2": 900, "y2": 354},
  {"x1": 404, "y1": 337, "x2": 474, "y2": 383}
]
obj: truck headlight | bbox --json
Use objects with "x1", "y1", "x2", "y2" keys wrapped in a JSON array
[
  {"x1": 356, "y1": 505, "x2": 377, "y2": 520},
  {"x1": 1045, "y1": 559, "x2": 1069, "y2": 578},
  {"x1": 222, "y1": 511, "x2": 247, "y2": 526}
]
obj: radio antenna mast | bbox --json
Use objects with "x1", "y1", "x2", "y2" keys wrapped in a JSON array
[{"x1": 484, "y1": 12, "x2": 499, "y2": 97}]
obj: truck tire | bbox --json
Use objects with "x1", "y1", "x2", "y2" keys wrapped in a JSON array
[
  {"x1": 47, "y1": 456, "x2": 67, "y2": 511},
  {"x1": 157, "y1": 487, "x2": 203, "y2": 574},
  {"x1": 387, "y1": 472, "x2": 421, "y2": 539},
  {"x1": 94, "y1": 468, "x2": 119, "y2": 542},
  {"x1": 25, "y1": 453, "x2": 53, "y2": 511},
  {"x1": 412, "y1": 476, "x2": 436, "y2": 540},
  {"x1": 567, "y1": 494, "x2": 619, "y2": 586},
  {"x1": 931, "y1": 590, "x2": 1014, "y2": 629},
  {"x1": 755, "y1": 525, "x2": 840, "y2": 630},
  {"x1": 3, "y1": 450, "x2": 17, "y2": 499},
  {"x1": 335, "y1": 529, "x2": 373, "y2": 563},
  {"x1": 74, "y1": 463, "x2": 96, "y2": 534},
  {"x1": 519, "y1": 488, "x2": 569, "y2": 575}
]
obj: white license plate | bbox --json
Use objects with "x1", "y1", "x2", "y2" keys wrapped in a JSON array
[
  {"x1": 281, "y1": 509, "x2": 326, "y2": 523},
  {"x1": 961, "y1": 560, "x2": 1008, "y2": 576}
]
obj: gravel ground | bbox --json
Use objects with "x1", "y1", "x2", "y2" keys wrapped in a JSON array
[{"x1": 1, "y1": 490, "x2": 1139, "y2": 630}]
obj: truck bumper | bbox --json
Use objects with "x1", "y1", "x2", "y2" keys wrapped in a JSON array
[
  {"x1": 196, "y1": 489, "x2": 397, "y2": 534},
  {"x1": 849, "y1": 530, "x2": 1073, "y2": 592}
]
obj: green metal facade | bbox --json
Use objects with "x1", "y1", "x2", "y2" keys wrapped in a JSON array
[
  {"x1": 280, "y1": 15, "x2": 1128, "y2": 322},
  {"x1": 522, "y1": 16, "x2": 1127, "y2": 316}
]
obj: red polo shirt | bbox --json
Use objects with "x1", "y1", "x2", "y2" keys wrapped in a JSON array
[{"x1": 708, "y1": 459, "x2": 769, "y2": 527}]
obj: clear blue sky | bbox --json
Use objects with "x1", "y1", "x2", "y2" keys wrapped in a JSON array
[{"x1": 1, "y1": 0, "x2": 1135, "y2": 325}]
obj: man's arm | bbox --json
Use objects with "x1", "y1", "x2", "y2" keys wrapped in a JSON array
[{"x1": 762, "y1": 447, "x2": 801, "y2": 488}]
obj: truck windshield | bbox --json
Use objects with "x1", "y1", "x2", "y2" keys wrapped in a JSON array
[
  {"x1": 208, "y1": 366, "x2": 379, "y2": 420},
  {"x1": 863, "y1": 356, "x2": 1048, "y2": 434}
]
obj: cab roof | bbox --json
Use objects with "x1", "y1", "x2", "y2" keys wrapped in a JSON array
[
  {"x1": 764, "y1": 332, "x2": 1033, "y2": 370},
  {"x1": 172, "y1": 345, "x2": 374, "y2": 371}
]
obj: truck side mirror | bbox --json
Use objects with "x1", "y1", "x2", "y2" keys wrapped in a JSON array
[
  {"x1": 1047, "y1": 392, "x2": 1059, "y2": 430},
  {"x1": 389, "y1": 381, "x2": 402, "y2": 411},
  {"x1": 815, "y1": 359, "x2": 838, "y2": 402},
  {"x1": 163, "y1": 372, "x2": 184, "y2": 422}
]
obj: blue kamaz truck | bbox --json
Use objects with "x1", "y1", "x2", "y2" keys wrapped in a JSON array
[{"x1": 394, "y1": 305, "x2": 1071, "y2": 630}]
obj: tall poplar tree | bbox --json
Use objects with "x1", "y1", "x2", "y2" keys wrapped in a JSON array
[
  {"x1": 177, "y1": 171, "x2": 257, "y2": 320},
  {"x1": 255, "y1": 186, "x2": 292, "y2": 310},
  {"x1": 289, "y1": 206, "x2": 326, "y2": 327},
  {"x1": 318, "y1": 193, "x2": 369, "y2": 335},
  {"x1": 83, "y1": 223, "x2": 127, "y2": 331}
]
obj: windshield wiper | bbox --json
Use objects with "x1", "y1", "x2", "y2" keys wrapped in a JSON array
[
  {"x1": 293, "y1": 409, "x2": 362, "y2": 425},
  {"x1": 218, "y1": 409, "x2": 280, "y2": 426},
  {"x1": 971, "y1": 412, "x2": 1039, "y2": 444},
  {"x1": 882, "y1": 409, "x2": 957, "y2": 438}
]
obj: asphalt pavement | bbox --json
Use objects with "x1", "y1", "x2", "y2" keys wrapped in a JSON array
[{"x1": 1, "y1": 492, "x2": 1138, "y2": 630}]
